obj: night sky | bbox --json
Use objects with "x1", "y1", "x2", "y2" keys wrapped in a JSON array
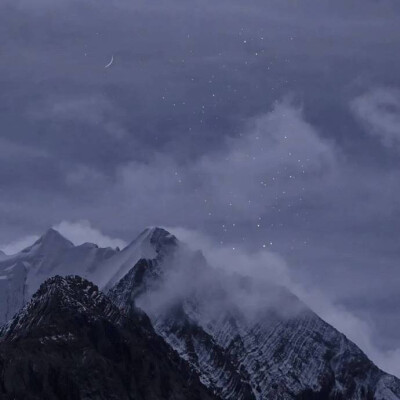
[{"x1": 1, "y1": 0, "x2": 400, "y2": 375}]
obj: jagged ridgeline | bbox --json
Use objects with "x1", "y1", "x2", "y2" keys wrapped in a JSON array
[{"x1": 0, "y1": 227, "x2": 399, "y2": 400}]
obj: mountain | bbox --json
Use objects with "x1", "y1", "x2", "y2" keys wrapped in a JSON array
[
  {"x1": 0, "y1": 275, "x2": 219, "y2": 400},
  {"x1": 108, "y1": 228, "x2": 400, "y2": 400},
  {"x1": 1, "y1": 226, "x2": 400, "y2": 399},
  {"x1": 0, "y1": 227, "x2": 173, "y2": 325}
]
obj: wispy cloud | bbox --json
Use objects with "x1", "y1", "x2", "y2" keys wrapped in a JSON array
[
  {"x1": 30, "y1": 95, "x2": 128, "y2": 139},
  {"x1": 351, "y1": 87, "x2": 400, "y2": 150}
]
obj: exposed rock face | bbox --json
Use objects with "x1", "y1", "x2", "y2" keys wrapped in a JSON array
[
  {"x1": 108, "y1": 228, "x2": 400, "y2": 400},
  {"x1": 0, "y1": 275, "x2": 219, "y2": 400}
]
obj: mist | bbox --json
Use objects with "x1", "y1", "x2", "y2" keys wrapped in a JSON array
[{"x1": 160, "y1": 227, "x2": 400, "y2": 377}]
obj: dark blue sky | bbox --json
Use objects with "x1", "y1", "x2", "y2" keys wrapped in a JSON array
[{"x1": 1, "y1": 0, "x2": 400, "y2": 374}]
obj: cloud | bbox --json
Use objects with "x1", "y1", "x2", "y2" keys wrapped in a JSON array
[
  {"x1": 138, "y1": 225, "x2": 305, "y2": 328},
  {"x1": 168, "y1": 226, "x2": 291, "y2": 286},
  {"x1": 196, "y1": 100, "x2": 336, "y2": 215},
  {"x1": 53, "y1": 220, "x2": 127, "y2": 249},
  {"x1": 111, "y1": 100, "x2": 337, "y2": 225},
  {"x1": 30, "y1": 95, "x2": 128, "y2": 139},
  {"x1": 351, "y1": 87, "x2": 400, "y2": 149},
  {"x1": 0, "y1": 138, "x2": 49, "y2": 160},
  {"x1": 0, "y1": 235, "x2": 40, "y2": 255},
  {"x1": 65, "y1": 165, "x2": 107, "y2": 187}
]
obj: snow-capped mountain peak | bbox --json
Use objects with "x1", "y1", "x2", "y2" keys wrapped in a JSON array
[
  {"x1": 97, "y1": 226, "x2": 178, "y2": 291},
  {"x1": 21, "y1": 228, "x2": 74, "y2": 255},
  {"x1": 144, "y1": 226, "x2": 178, "y2": 249},
  {"x1": 124, "y1": 226, "x2": 178, "y2": 253}
]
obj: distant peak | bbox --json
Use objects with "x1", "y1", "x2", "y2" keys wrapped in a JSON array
[
  {"x1": 145, "y1": 226, "x2": 175, "y2": 239},
  {"x1": 143, "y1": 226, "x2": 178, "y2": 250},
  {"x1": 22, "y1": 228, "x2": 74, "y2": 253},
  {"x1": 43, "y1": 227, "x2": 64, "y2": 238},
  {"x1": 41, "y1": 228, "x2": 73, "y2": 244}
]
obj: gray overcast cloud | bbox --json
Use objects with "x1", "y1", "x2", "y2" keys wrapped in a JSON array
[{"x1": 1, "y1": 0, "x2": 400, "y2": 374}]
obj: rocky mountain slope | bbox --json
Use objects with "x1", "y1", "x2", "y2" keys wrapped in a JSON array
[
  {"x1": 0, "y1": 275, "x2": 218, "y2": 400},
  {"x1": 108, "y1": 228, "x2": 400, "y2": 400}
]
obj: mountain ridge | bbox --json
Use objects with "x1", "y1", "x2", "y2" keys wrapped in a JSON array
[
  {"x1": 0, "y1": 226, "x2": 399, "y2": 400},
  {"x1": 0, "y1": 226, "x2": 181, "y2": 326}
]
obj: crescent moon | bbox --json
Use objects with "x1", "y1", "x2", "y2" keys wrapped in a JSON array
[{"x1": 104, "y1": 55, "x2": 114, "y2": 69}]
